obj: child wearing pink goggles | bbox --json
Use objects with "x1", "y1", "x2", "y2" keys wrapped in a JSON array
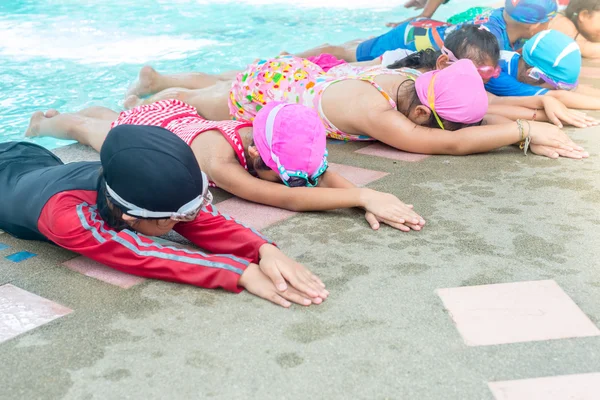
[{"x1": 25, "y1": 101, "x2": 426, "y2": 233}]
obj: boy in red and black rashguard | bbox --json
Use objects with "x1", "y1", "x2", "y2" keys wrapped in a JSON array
[{"x1": 0, "y1": 125, "x2": 328, "y2": 307}]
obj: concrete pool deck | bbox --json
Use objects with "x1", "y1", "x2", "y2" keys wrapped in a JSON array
[{"x1": 1, "y1": 61, "x2": 600, "y2": 400}]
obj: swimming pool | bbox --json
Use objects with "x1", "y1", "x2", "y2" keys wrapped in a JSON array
[{"x1": 0, "y1": 0, "x2": 496, "y2": 148}]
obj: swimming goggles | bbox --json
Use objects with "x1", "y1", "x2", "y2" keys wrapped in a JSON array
[
  {"x1": 427, "y1": 73, "x2": 445, "y2": 131},
  {"x1": 441, "y1": 46, "x2": 501, "y2": 80},
  {"x1": 105, "y1": 171, "x2": 213, "y2": 222},
  {"x1": 527, "y1": 67, "x2": 578, "y2": 91},
  {"x1": 264, "y1": 103, "x2": 329, "y2": 188}
]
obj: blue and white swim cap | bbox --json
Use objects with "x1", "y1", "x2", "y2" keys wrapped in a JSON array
[
  {"x1": 523, "y1": 30, "x2": 581, "y2": 86},
  {"x1": 505, "y1": 0, "x2": 558, "y2": 23}
]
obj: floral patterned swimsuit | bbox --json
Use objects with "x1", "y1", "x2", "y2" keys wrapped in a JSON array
[{"x1": 228, "y1": 55, "x2": 421, "y2": 141}]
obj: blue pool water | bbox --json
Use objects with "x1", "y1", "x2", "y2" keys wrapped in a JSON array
[{"x1": 0, "y1": 0, "x2": 493, "y2": 148}]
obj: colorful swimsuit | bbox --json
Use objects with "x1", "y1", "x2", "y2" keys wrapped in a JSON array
[
  {"x1": 111, "y1": 99, "x2": 252, "y2": 186},
  {"x1": 228, "y1": 56, "x2": 420, "y2": 142},
  {"x1": 314, "y1": 66, "x2": 421, "y2": 141}
]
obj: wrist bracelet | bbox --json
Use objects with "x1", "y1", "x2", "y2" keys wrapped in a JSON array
[
  {"x1": 519, "y1": 121, "x2": 532, "y2": 155},
  {"x1": 516, "y1": 119, "x2": 525, "y2": 142}
]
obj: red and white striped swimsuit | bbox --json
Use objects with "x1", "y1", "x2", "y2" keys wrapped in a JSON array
[{"x1": 111, "y1": 99, "x2": 253, "y2": 187}]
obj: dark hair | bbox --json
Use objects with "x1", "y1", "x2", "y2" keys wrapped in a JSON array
[
  {"x1": 566, "y1": 0, "x2": 600, "y2": 21},
  {"x1": 565, "y1": 0, "x2": 600, "y2": 39},
  {"x1": 249, "y1": 145, "x2": 309, "y2": 187},
  {"x1": 388, "y1": 24, "x2": 500, "y2": 70},
  {"x1": 388, "y1": 48, "x2": 440, "y2": 70},
  {"x1": 396, "y1": 80, "x2": 482, "y2": 131},
  {"x1": 96, "y1": 171, "x2": 129, "y2": 231}
]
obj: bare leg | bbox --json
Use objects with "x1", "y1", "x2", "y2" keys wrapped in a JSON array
[
  {"x1": 124, "y1": 81, "x2": 231, "y2": 120},
  {"x1": 26, "y1": 107, "x2": 118, "y2": 152},
  {"x1": 290, "y1": 39, "x2": 363, "y2": 62},
  {"x1": 185, "y1": 81, "x2": 233, "y2": 121},
  {"x1": 124, "y1": 87, "x2": 197, "y2": 109},
  {"x1": 126, "y1": 65, "x2": 238, "y2": 98}
]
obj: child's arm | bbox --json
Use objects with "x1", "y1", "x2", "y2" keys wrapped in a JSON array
[
  {"x1": 483, "y1": 114, "x2": 590, "y2": 159},
  {"x1": 362, "y1": 109, "x2": 585, "y2": 158},
  {"x1": 575, "y1": 84, "x2": 600, "y2": 97},
  {"x1": 208, "y1": 161, "x2": 423, "y2": 228},
  {"x1": 487, "y1": 93, "x2": 597, "y2": 128},
  {"x1": 318, "y1": 170, "x2": 425, "y2": 231},
  {"x1": 175, "y1": 205, "x2": 328, "y2": 305},
  {"x1": 547, "y1": 90, "x2": 600, "y2": 110},
  {"x1": 386, "y1": 0, "x2": 445, "y2": 27},
  {"x1": 487, "y1": 104, "x2": 544, "y2": 121}
]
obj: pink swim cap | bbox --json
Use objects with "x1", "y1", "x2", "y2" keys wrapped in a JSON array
[
  {"x1": 415, "y1": 59, "x2": 488, "y2": 125},
  {"x1": 252, "y1": 102, "x2": 328, "y2": 187}
]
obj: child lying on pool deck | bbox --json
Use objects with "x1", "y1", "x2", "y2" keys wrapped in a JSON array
[
  {"x1": 291, "y1": 0, "x2": 557, "y2": 62},
  {"x1": 1, "y1": 125, "x2": 329, "y2": 308},
  {"x1": 378, "y1": 28, "x2": 600, "y2": 126},
  {"x1": 26, "y1": 102, "x2": 426, "y2": 232},
  {"x1": 124, "y1": 55, "x2": 586, "y2": 160},
  {"x1": 484, "y1": 30, "x2": 600, "y2": 110},
  {"x1": 127, "y1": 25, "x2": 597, "y2": 132}
]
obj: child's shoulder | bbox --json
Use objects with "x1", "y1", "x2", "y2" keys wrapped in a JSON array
[{"x1": 549, "y1": 15, "x2": 578, "y2": 38}]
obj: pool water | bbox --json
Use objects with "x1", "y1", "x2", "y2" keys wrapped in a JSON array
[{"x1": 0, "y1": 0, "x2": 494, "y2": 148}]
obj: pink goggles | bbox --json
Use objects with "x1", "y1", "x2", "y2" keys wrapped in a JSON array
[{"x1": 441, "y1": 46, "x2": 501, "y2": 80}]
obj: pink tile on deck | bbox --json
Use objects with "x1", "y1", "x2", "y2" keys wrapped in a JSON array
[
  {"x1": 356, "y1": 143, "x2": 430, "y2": 162},
  {"x1": 328, "y1": 163, "x2": 389, "y2": 186},
  {"x1": 0, "y1": 284, "x2": 72, "y2": 343},
  {"x1": 436, "y1": 280, "x2": 600, "y2": 346},
  {"x1": 215, "y1": 198, "x2": 297, "y2": 231},
  {"x1": 489, "y1": 372, "x2": 600, "y2": 400},
  {"x1": 63, "y1": 256, "x2": 145, "y2": 289},
  {"x1": 580, "y1": 66, "x2": 600, "y2": 79}
]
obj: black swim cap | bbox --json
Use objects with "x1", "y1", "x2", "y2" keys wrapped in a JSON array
[{"x1": 100, "y1": 124, "x2": 204, "y2": 215}]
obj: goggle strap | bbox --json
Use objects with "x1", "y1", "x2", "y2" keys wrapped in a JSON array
[
  {"x1": 105, "y1": 171, "x2": 210, "y2": 219},
  {"x1": 427, "y1": 74, "x2": 445, "y2": 131}
]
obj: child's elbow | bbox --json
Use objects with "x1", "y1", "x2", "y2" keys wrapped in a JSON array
[{"x1": 440, "y1": 141, "x2": 472, "y2": 156}]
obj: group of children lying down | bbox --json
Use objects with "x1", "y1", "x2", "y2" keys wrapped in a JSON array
[{"x1": 1, "y1": 0, "x2": 598, "y2": 308}]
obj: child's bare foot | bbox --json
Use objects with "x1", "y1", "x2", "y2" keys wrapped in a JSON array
[
  {"x1": 124, "y1": 94, "x2": 142, "y2": 110},
  {"x1": 25, "y1": 111, "x2": 45, "y2": 137},
  {"x1": 45, "y1": 109, "x2": 60, "y2": 118},
  {"x1": 125, "y1": 65, "x2": 159, "y2": 98}
]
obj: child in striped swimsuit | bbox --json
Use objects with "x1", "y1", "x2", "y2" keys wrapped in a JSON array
[{"x1": 25, "y1": 100, "x2": 426, "y2": 232}]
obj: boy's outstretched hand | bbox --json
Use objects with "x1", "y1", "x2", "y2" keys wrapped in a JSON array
[
  {"x1": 238, "y1": 263, "x2": 322, "y2": 308},
  {"x1": 238, "y1": 244, "x2": 328, "y2": 308}
]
